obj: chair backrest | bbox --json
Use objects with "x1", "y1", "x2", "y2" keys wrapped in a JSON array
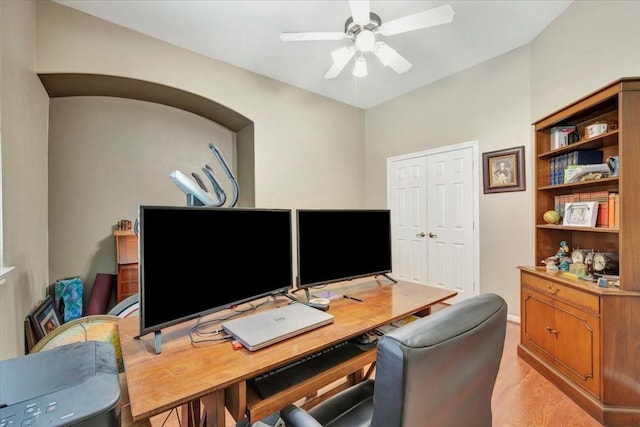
[{"x1": 371, "y1": 293, "x2": 507, "y2": 427}]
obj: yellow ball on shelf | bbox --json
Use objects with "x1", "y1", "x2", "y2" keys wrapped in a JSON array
[{"x1": 543, "y1": 210, "x2": 561, "y2": 224}]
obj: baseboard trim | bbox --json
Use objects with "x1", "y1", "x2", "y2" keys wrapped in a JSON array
[{"x1": 507, "y1": 314, "x2": 520, "y2": 324}]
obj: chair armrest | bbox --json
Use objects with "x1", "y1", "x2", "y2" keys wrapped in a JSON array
[{"x1": 280, "y1": 405, "x2": 323, "y2": 427}]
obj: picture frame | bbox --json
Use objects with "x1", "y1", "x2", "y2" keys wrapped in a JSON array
[
  {"x1": 482, "y1": 146, "x2": 526, "y2": 193},
  {"x1": 563, "y1": 201, "x2": 599, "y2": 227},
  {"x1": 28, "y1": 295, "x2": 62, "y2": 341}
]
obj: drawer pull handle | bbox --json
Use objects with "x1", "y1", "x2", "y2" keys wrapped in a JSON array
[
  {"x1": 546, "y1": 326, "x2": 553, "y2": 333},
  {"x1": 545, "y1": 326, "x2": 559, "y2": 335},
  {"x1": 547, "y1": 285, "x2": 558, "y2": 294}
]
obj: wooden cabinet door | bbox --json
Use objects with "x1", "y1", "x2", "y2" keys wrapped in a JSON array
[
  {"x1": 522, "y1": 287, "x2": 556, "y2": 364},
  {"x1": 553, "y1": 299, "x2": 601, "y2": 398}
]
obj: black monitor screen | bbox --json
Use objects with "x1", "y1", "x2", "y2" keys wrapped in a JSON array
[
  {"x1": 139, "y1": 206, "x2": 293, "y2": 336},
  {"x1": 296, "y1": 209, "x2": 392, "y2": 288}
]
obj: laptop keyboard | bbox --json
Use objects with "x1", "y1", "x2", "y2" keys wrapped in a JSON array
[{"x1": 249, "y1": 340, "x2": 370, "y2": 399}]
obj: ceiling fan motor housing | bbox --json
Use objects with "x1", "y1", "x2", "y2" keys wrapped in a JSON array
[{"x1": 344, "y1": 12, "x2": 382, "y2": 38}]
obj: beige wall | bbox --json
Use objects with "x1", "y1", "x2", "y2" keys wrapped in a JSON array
[
  {"x1": 531, "y1": 0, "x2": 640, "y2": 120},
  {"x1": 48, "y1": 96, "x2": 235, "y2": 288},
  {"x1": 0, "y1": 0, "x2": 50, "y2": 360}
]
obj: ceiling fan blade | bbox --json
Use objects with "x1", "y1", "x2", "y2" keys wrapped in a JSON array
[
  {"x1": 324, "y1": 46, "x2": 356, "y2": 79},
  {"x1": 349, "y1": 0, "x2": 370, "y2": 26},
  {"x1": 380, "y1": 4, "x2": 455, "y2": 36},
  {"x1": 373, "y1": 42, "x2": 412, "y2": 74},
  {"x1": 280, "y1": 32, "x2": 347, "y2": 42}
]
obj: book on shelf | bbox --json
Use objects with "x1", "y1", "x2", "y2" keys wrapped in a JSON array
[
  {"x1": 590, "y1": 191, "x2": 609, "y2": 227},
  {"x1": 554, "y1": 191, "x2": 615, "y2": 228},
  {"x1": 608, "y1": 192, "x2": 619, "y2": 229},
  {"x1": 554, "y1": 194, "x2": 576, "y2": 222},
  {"x1": 549, "y1": 150, "x2": 604, "y2": 185}
]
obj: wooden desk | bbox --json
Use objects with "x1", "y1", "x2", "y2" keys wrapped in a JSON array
[{"x1": 118, "y1": 279, "x2": 456, "y2": 427}]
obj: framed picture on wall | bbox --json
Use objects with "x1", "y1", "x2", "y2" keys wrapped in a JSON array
[
  {"x1": 28, "y1": 295, "x2": 62, "y2": 341},
  {"x1": 482, "y1": 145, "x2": 526, "y2": 193}
]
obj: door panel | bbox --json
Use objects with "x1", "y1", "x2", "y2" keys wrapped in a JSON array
[
  {"x1": 388, "y1": 157, "x2": 427, "y2": 283},
  {"x1": 426, "y1": 147, "x2": 475, "y2": 302}
]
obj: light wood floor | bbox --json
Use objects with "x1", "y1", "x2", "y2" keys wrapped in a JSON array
[{"x1": 149, "y1": 319, "x2": 603, "y2": 427}]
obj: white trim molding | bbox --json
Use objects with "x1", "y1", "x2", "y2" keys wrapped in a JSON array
[{"x1": 0, "y1": 266, "x2": 15, "y2": 286}]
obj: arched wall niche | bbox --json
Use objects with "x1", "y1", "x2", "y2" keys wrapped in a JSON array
[{"x1": 38, "y1": 72, "x2": 255, "y2": 206}]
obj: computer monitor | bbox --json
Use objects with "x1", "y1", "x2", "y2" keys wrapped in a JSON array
[
  {"x1": 138, "y1": 206, "x2": 293, "y2": 350},
  {"x1": 296, "y1": 209, "x2": 393, "y2": 289}
]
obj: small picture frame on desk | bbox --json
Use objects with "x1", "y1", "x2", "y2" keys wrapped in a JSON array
[
  {"x1": 482, "y1": 146, "x2": 526, "y2": 194},
  {"x1": 28, "y1": 295, "x2": 63, "y2": 341},
  {"x1": 563, "y1": 201, "x2": 598, "y2": 227}
]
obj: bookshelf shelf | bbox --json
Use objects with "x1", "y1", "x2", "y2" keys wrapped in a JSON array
[
  {"x1": 536, "y1": 224, "x2": 619, "y2": 233},
  {"x1": 537, "y1": 130, "x2": 619, "y2": 159},
  {"x1": 537, "y1": 176, "x2": 618, "y2": 191}
]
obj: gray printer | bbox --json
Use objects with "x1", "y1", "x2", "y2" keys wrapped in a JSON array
[{"x1": 0, "y1": 341, "x2": 120, "y2": 427}]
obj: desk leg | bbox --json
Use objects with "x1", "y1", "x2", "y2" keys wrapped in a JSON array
[
  {"x1": 200, "y1": 391, "x2": 225, "y2": 427},
  {"x1": 181, "y1": 401, "x2": 201, "y2": 427},
  {"x1": 225, "y1": 382, "x2": 246, "y2": 422}
]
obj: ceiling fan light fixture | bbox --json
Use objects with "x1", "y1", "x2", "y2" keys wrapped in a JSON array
[
  {"x1": 352, "y1": 55, "x2": 368, "y2": 78},
  {"x1": 355, "y1": 29, "x2": 375, "y2": 52}
]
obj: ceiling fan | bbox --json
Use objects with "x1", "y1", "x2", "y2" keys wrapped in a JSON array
[{"x1": 280, "y1": 1, "x2": 455, "y2": 79}]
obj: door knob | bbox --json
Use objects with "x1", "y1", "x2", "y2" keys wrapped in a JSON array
[
  {"x1": 416, "y1": 232, "x2": 425, "y2": 238},
  {"x1": 428, "y1": 232, "x2": 438, "y2": 238}
]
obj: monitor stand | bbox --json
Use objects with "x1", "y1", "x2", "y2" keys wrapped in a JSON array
[
  {"x1": 376, "y1": 273, "x2": 398, "y2": 284},
  {"x1": 134, "y1": 330, "x2": 163, "y2": 354},
  {"x1": 303, "y1": 288, "x2": 313, "y2": 302},
  {"x1": 154, "y1": 331, "x2": 162, "y2": 354},
  {"x1": 279, "y1": 291, "x2": 302, "y2": 304}
]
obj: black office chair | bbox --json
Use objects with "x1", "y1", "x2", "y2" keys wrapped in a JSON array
[{"x1": 280, "y1": 293, "x2": 507, "y2": 427}]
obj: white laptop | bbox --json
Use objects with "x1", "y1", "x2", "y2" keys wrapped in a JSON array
[{"x1": 222, "y1": 303, "x2": 334, "y2": 351}]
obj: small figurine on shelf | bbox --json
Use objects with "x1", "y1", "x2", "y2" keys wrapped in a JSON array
[
  {"x1": 559, "y1": 257, "x2": 572, "y2": 272},
  {"x1": 541, "y1": 240, "x2": 573, "y2": 272},
  {"x1": 541, "y1": 256, "x2": 560, "y2": 272},
  {"x1": 556, "y1": 240, "x2": 572, "y2": 271},
  {"x1": 557, "y1": 240, "x2": 570, "y2": 258}
]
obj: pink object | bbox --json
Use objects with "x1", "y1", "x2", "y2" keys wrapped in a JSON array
[{"x1": 84, "y1": 273, "x2": 116, "y2": 315}]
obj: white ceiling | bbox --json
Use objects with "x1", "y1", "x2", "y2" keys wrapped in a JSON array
[{"x1": 53, "y1": 0, "x2": 572, "y2": 109}]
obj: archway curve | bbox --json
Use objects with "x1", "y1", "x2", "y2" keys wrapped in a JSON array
[
  {"x1": 38, "y1": 73, "x2": 252, "y2": 131},
  {"x1": 38, "y1": 73, "x2": 255, "y2": 206}
]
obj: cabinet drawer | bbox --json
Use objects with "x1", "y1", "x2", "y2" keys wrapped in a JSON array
[{"x1": 521, "y1": 272, "x2": 599, "y2": 313}]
